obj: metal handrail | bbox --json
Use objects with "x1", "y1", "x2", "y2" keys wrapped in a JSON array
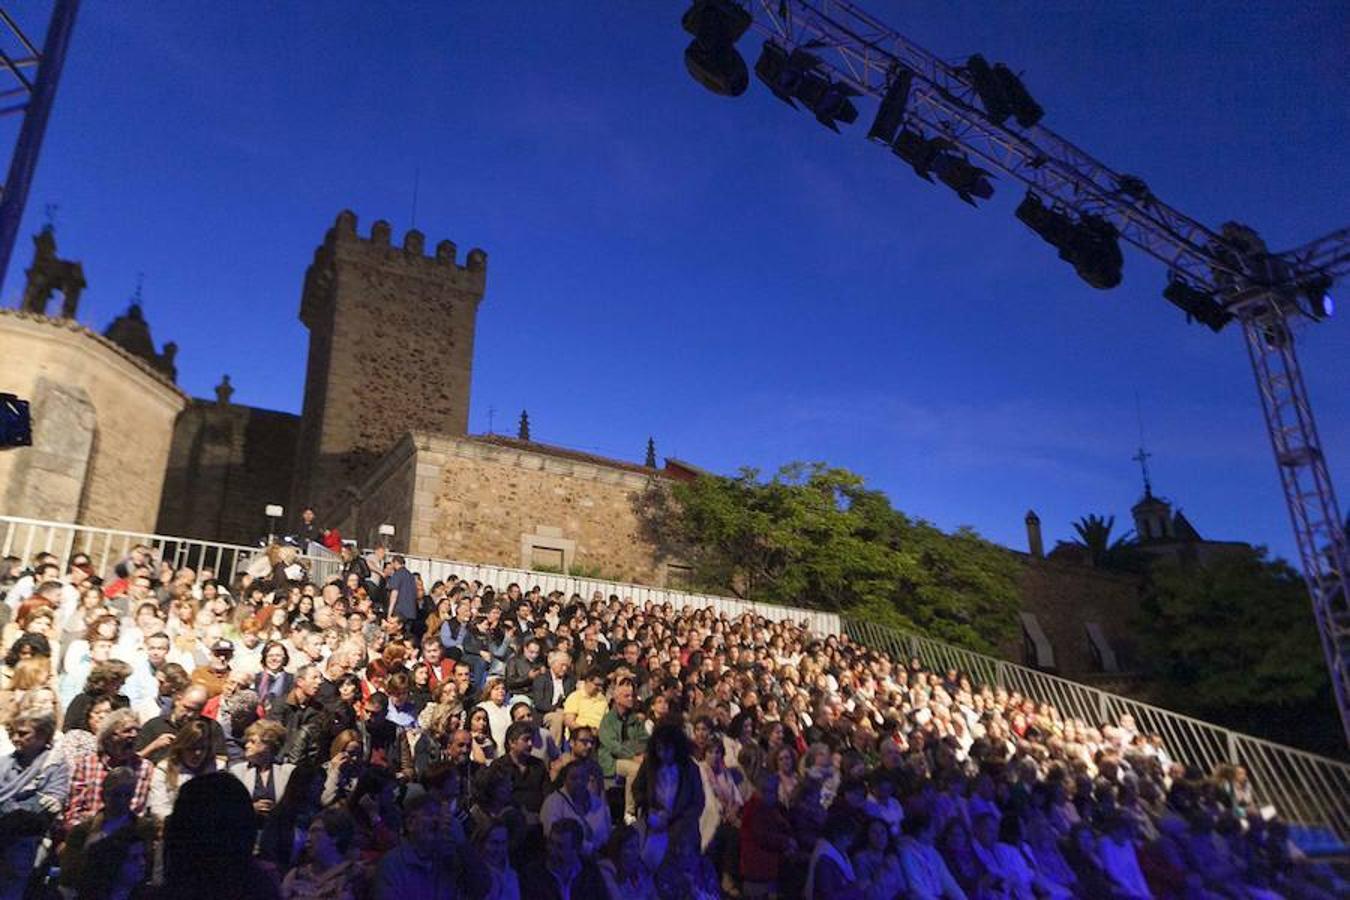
[
  {"x1": 0, "y1": 515, "x2": 339, "y2": 586},
  {"x1": 842, "y1": 617, "x2": 1350, "y2": 841},
  {"x1": 393, "y1": 551, "x2": 843, "y2": 636}
]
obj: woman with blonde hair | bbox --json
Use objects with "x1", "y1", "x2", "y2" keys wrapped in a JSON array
[{"x1": 149, "y1": 717, "x2": 218, "y2": 818}]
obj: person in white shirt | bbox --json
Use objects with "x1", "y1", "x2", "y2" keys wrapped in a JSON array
[
  {"x1": 898, "y1": 812, "x2": 967, "y2": 900},
  {"x1": 540, "y1": 758, "x2": 612, "y2": 859}
]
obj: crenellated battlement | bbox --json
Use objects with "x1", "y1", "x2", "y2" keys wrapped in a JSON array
[{"x1": 320, "y1": 209, "x2": 488, "y2": 281}]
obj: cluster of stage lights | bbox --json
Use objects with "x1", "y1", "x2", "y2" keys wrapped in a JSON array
[{"x1": 679, "y1": 0, "x2": 1335, "y2": 328}]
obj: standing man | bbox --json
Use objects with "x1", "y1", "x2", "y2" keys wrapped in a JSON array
[
  {"x1": 385, "y1": 555, "x2": 420, "y2": 636},
  {"x1": 294, "y1": 507, "x2": 322, "y2": 554}
]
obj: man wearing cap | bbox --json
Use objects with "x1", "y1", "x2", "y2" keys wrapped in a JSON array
[{"x1": 190, "y1": 638, "x2": 236, "y2": 698}]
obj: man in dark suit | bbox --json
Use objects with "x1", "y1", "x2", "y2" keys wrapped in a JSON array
[
  {"x1": 530, "y1": 650, "x2": 575, "y2": 746},
  {"x1": 505, "y1": 637, "x2": 545, "y2": 697}
]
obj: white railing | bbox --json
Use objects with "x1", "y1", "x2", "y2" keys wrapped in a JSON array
[
  {"x1": 5, "y1": 515, "x2": 1344, "y2": 841},
  {"x1": 843, "y1": 618, "x2": 1350, "y2": 842},
  {"x1": 0, "y1": 515, "x2": 341, "y2": 586},
  {"x1": 395, "y1": 552, "x2": 843, "y2": 636}
]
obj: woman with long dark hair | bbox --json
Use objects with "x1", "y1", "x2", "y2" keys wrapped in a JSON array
[{"x1": 630, "y1": 721, "x2": 705, "y2": 873}]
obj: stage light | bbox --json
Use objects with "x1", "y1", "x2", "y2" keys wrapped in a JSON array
[
  {"x1": 808, "y1": 80, "x2": 861, "y2": 132},
  {"x1": 966, "y1": 55, "x2": 1044, "y2": 128},
  {"x1": 1063, "y1": 215, "x2": 1123, "y2": 289},
  {"x1": 1016, "y1": 194, "x2": 1121, "y2": 288},
  {"x1": 1015, "y1": 192, "x2": 1074, "y2": 247},
  {"x1": 866, "y1": 69, "x2": 913, "y2": 144},
  {"x1": 966, "y1": 55, "x2": 1011, "y2": 125},
  {"x1": 1300, "y1": 274, "x2": 1334, "y2": 319},
  {"x1": 754, "y1": 41, "x2": 800, "y2": 106},
  {"x1": 994, "y1": 63, "x2": 1043, "y2": 127},
  {"x1": 682, "y1": 0, "x2": 753, "y2": 97},
  {"x1": 1163, "y1": 277, "x2": 1233, "y2": 332},
  {"x1": 891, "y1": 128, "x2": 946, "y2": 181},
  {"x1": 754, "y1": 41, "x2": 860, "y2": 132},
  {"x1": 931, "y1": 152, "x2": 994, "y2": 205}
]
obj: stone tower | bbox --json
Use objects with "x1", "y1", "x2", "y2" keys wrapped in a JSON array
[{"x1": 291, "y1": 210, "x2": 487, "y2": 522}]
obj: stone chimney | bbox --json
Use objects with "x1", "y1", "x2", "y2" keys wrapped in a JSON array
[{"x1": 1025, "y1": 509, "x2": 1044, "y2": 558}]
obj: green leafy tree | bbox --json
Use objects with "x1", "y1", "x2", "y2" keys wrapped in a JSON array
[
  {"x1": 1135, "y1": 547, "x2": 1327, "y2": 711},
  {"x1": 644, "y1": 462, "x2": 1020, "y2": 651},
  {"x1": 1071, "y1": 513, "x2": 1144, "y2": 571}
]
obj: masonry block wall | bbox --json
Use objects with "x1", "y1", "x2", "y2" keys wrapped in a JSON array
[
  {"x1": 351, "y1": 433, "x2": 671, "y2": 584},
  {"x1": 291, "y1": 210, "x2": 487, "y2": 522},
  {"x1": 157, "y1": 400, "x2": 299, "y2": 546},
  {"x1": 0, "y1": 310, "x2": 186, "y2": 533},
  {"x1": 1013, "y1": 561, "x2": 1143, "y2": 675}
]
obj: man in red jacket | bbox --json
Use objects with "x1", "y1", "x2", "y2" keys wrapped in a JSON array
[{"x1": 740, "y1": 770, "x2": 797, "y2": 898}]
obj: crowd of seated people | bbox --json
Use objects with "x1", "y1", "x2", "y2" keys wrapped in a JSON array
[{"x1": 0, "y1": 542, "x2": 1345, "y2": 899}]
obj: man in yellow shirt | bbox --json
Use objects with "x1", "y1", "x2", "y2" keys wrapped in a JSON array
[{"x1": 562, "y1": 670, "x2": 609, "y2": 734}]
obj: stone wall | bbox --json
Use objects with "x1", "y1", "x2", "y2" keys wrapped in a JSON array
[
  {"x1": 1013, "y1": 558, "x2": 1143, "y2": 675},
  {"x1": 156, "y1": 399, "x2": 299, "y2": 545},
  {"x1": 350, "y1": 432, "x2": 673, "y2": 584},
  {"x1": 0, "y1": 310, "x2": 186, "y2": 533},
  {"x1": 343, "y1": 433, "x2": 416, "y2": 551},
  {"x1": 291, "y1": 211, "x2": 487, "y2": 523}
]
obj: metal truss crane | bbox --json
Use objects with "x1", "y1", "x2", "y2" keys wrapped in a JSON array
[
  {"x1": 682, "y1": 0, "x2": 1350, "y2": 744},
  {"x1": 0, "y1": 1, "x2": 79, "y2": 291}
]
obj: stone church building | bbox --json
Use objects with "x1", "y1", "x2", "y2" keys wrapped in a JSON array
[{"x1": 0, "y1": 211, "x2": 1243, "y2": 677}]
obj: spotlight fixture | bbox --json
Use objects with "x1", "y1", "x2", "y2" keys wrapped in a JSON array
[
  {"x1": 1163, "y1": 276, "x2": 1233, "y2": 332},
  {"x1": 754, "y1": 41, "x2": 861, "y2": 131},
  {"x1": 891, "y1": 128, "x2": 948, "y2": 182},
  {"x1": 1015, "y1": 193, "x2": 1122, "y2": 288},
  {"x1": 1299, "y1": 274, "x2": 1335, "y2": 319},
  {"x1": 1015, "y1": 191, "x2": 1075, "y2": 246},
  {"x1": 965, "y1": 54, "x2": 1044, "y2": 128},
  {"x1": 890, "y1": 128, "x2": 993, "y2": 204},
  {"x1": 931, "y1": 152, "x2": 994, "y2": 206},
  {"x1": 753, "y1": 41, "x2": 800, "y2": 105},
  {"x1": 682, "y1": 0, "x2": 753, "y2": 97},
  {"x1": 1064, "y1": 215, "x2": 1123, "y2": 289},
  {"x1": 866, "y1": 69, "x2": 913, "y2": 144}
]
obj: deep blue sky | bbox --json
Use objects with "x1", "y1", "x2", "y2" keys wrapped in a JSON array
[{"x1": 6, "y1": 2, "x2": 1347, "y2": 561}]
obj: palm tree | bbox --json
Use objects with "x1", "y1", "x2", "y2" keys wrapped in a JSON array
[{"x1": 1072, "y1": 514, "x2": 1142, "y2": 570}]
